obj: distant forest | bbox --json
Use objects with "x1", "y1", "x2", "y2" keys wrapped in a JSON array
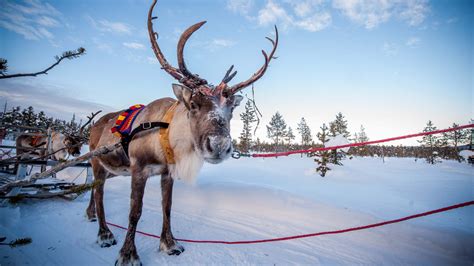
[
  {"x1": 236, "y1": 99, "x2": 473, "y2": 174},
  {"x1": 0, "y1": 105, "x2": 91, "y2": 138},
  {"x1": 1, "y1": 102, "x2": 472, "y2": 175}
]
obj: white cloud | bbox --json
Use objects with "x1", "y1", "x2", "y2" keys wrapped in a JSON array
[
  {"x1": 146, "y1": 56, "x2": 158, "y2": 65},
  {"x1": 294, "y1": 12, "x2": 332, "y2": 32},
  {"x1": 123, "y1": 42, "x2": 145, "y2": 50},
  {"x1": 36, "y1": 16, "x2": 59, "y2": 27},
  {"x1": 0, "y1": 0, "x2": 63, "y2": 41},
  {"x1": 91, "y1": 37, "x2": 114, "y2": 54},
  {"x1": 258, "y1": 0, "x2": 292, "y2": 27},
  {"x1": 227, "y1": 0, "x2": 254, "y2": 15},
  {"x1": 333, "y1": 0, "x2": 393, "y2": 29},
  {"x1": 191, "y1": 38, "x2": 236, "y2": 52},
  {"x1": 0, "y1": 79, "x2": 113, "y2": 121},
  {"x1": 406, "y1": 37, "x2": 420, "y2": 47},
  {"x1": 333, "y1": 0, "x2": 430, "y2": 29},
  {"x1": 292, "y1": 0, "x2": 324, "y2": 17},
  {"x1": 256, "y1": 0, "x2": 331, "y2": 32},
  {"x1": 97, "y1": 19, "x2": 132, "y2": 35},
  {"x1": 382, "y1": 42, "x2": 398, "y2": 56},
  {"x1": 86, "y1": 15, "x2": 133, "y2": 35},
  {"x1": 446, "y1": 17, "x2": 458, "y2": 24},
  {"x1": 399, "y1": 0, "x2": 430, "y2": 26},
  {"x1": 211, "y1": 39, "x2": 236, "y2": 48}
]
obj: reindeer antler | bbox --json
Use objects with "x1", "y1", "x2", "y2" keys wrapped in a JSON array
[
  {"x1": 148, "y1": 0, "x2": 208, "y2": 90},
  {"x1": 147, "y1": 0, "x2": 278, "y2": 97},
  {"x1": 227, "y1": 26, "x2": 279, "y2": 95},
  {"x1": 79, "y1": 110, "x2": 102, "y2": 136},
  {"x1": 177, "y1": 21, "x2": 208, "y2": 87}
]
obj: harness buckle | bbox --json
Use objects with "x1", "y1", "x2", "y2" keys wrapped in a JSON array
[
  {"x1": 142, "y1": 122, "x2": 152, "y2": 130},
  {"x1": 231, "y1": 150, "x2": 241, "y2": 159}
]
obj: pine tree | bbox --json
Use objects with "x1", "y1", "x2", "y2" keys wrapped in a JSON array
[
  {"x1": 0, "y1": 106, "x2": 21, "y2": 126},
  {"x1": 65, "y1": 114, "x2": 79, "y2": 136},
  {"x1": 418, "y1": 120, "x2": 441, "y2": 164},
  {"x1": 314, "y1": 123, "x2": 331, "y2": 177},
  {"x1": 355, "y1": 125, "x2": 369, "y2": 156},
  {"x1": 267, "y1": 111, "x2": 287, "y2": 149},
  {"x1": 296, "y1": 117, "x2": 312, "y2": 147},
  {"x1": 239, "y1": 100, "x2": 257, "y2": 152},
  {"x1": 328, "y1": 112, "x2": 350, "y2": 164},
  {"x1": 285, "y1": 126, "x2": 295, "y2": 146},
  {"x1": 329, "y1": 112, "x2": 350, "y2": 138},
  {"x1": 21, "y1": 106, "x2": 37, "y2": 127},
  {"x1": 443, "y1": 123, "x2": 470, "y2": 161}
]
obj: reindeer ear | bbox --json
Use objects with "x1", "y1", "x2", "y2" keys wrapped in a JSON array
[
  {"x1": 172, "y1": 84, "x2": 192, "y2": 109},
  {"x1": 230, "y1": 95, "x2": 244, "y2": 108}
]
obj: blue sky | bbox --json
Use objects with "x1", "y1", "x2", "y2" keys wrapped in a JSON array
[{"x1": 0, "y1": 0, "x2": 472, "y2": 145}]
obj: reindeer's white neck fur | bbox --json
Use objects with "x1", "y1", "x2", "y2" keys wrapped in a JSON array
[
  {"x1": 51, "y1": 132, "x2": 68, "y2": 160},
  {"x1": 168, "y1": 103, "x2": 204, "y2": 183}
]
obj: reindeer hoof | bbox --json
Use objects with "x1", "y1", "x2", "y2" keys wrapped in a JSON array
[
  {"x1": 97, "y1": 231, "x2": 117, "y2": 248},
  {"x1": 115, "y1": 254, "x2": 141, "y2": 266},
  {"x1": 85, "y1": 213, "x2": 97, "y2": 222},
  {"x1": 159, "y1": 241, "x2": 185, "y2": 256}
]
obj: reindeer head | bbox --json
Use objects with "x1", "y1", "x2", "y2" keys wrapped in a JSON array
[
  {"x1": 148, "y1": 0, "x2": 278, "y2": 163},
  {"x1": 63, "y1": 135, "x2": 82, "y2": 157},
  {"x1": 65, "y1": 110, "x2": 101, "y2": 158}
]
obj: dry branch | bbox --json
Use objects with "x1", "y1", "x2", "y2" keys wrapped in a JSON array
[
  {"x1": 0, "y1": 47, "x2": 85, "y2": 79},
  {"x1": 0, "y1": 143, "x2": 121, "y2": 194}
]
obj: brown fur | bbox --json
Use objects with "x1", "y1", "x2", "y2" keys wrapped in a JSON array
[
  {"x1": 87, "y1": 91, "x2": 242, "y2": 265},
  {"x1": 15, "y1": 131, "x2": 82, "y2": 161}
]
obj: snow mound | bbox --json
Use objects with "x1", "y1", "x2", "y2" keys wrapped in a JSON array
[
  {"x1": 459, "y1": 150, "x2": 474, "y2": 159},
  {"x1": 325, "y1": 134, "x2": 350, "y2": 152}
]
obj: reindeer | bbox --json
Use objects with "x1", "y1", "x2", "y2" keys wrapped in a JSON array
[
  {"x1": 85, "y1": 1, "x2": 278, "y2": 264},
  {"x1": 15, "y1": 111, "x2": 101, "y2": 161}
]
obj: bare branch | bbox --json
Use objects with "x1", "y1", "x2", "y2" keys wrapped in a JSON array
[{"x1": 0, "y1": 47, "x2": 86, "y2": 80}]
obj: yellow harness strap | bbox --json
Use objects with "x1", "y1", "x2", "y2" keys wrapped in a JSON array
[{"x1": 159, "y1": 102, "x2": 178, "y2": 164}]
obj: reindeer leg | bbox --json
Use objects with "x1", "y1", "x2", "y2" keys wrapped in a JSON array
[
  {"x1": 86, "y1": 187, "x2": 97, "y2": 222},
  {"x1": 116, "y1": 169, "x2": 148, "y2": 266},
  {"x1": 91, "y1": 159, "x2": 116, "y2": 247},
  {"x1": 159, "y1": 172, "x2": 184, "y2": 255}
]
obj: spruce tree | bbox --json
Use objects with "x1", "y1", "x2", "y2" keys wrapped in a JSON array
[
  {"x1": 297, "y1": 117, "x2": 312, "y2": 147},
  {"x1": 328, "y1": 112, "x2": 350, "y2": 164},
  {"x1": 285, "y1": 126, "x2": 295, "y2": 146},
  {"x1": 239, "y1": 100, "x2": 257, "y2": 152},
  {"x1": 443, "y1": 123, "x2": 469, "y2": 161},
  {"x1": 314, "y1": 123, "x2": 331, "y2": 177},
  {"x1": 267, "y1": 111, "x2": 287, "y2": 149},
  {"x1": 21, "y1": 106, "x2": 37, "y2": 127},
  {"x1": 329, "y1": 112, "x2": 350, "y2": 138},
  {"x1": 355, "y1": 125, "x2": 369, "y2": 156},
  {"x1": 418, "y1": 120, "x2": 441, "y2": 164}
]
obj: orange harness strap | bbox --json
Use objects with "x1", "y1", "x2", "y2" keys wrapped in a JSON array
[
  {"x1": 159, "y1": 102, "x2": 178, "y2": 164},
  {"x1": 31, "y1": 136, "x2": 42, "y2": 147}
]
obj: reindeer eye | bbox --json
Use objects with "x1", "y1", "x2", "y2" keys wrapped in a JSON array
[{"x1": 190, "y1": 101, "x2": 198, "y2": 110}]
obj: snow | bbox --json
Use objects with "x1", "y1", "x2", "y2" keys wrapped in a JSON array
[
  {"x1": 325, "y1": 134, "x2": 350, "y2": 152},
  {"x1": 1, "y1": 155, "x2": 473, "y2": 265},
  {"x1": 459, "y1": 150, "x2": 474, "y2": 160}
]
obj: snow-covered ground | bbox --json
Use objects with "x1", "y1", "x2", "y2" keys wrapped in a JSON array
[{"x1": 1, "y1": 154, "x2": 473, "y2": 265}]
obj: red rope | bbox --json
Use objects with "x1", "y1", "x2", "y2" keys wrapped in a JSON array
[
  {"x1": 252, "y1": 123, "x2": 474, "y2": 158},
  {"x1": 106, "y1": 200, "x2": 473, "y2": 245}
]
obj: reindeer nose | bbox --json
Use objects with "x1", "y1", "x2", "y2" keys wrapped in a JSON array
[{"x1": 205, "y1": 136, "x2": 232, "y2": 156}]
